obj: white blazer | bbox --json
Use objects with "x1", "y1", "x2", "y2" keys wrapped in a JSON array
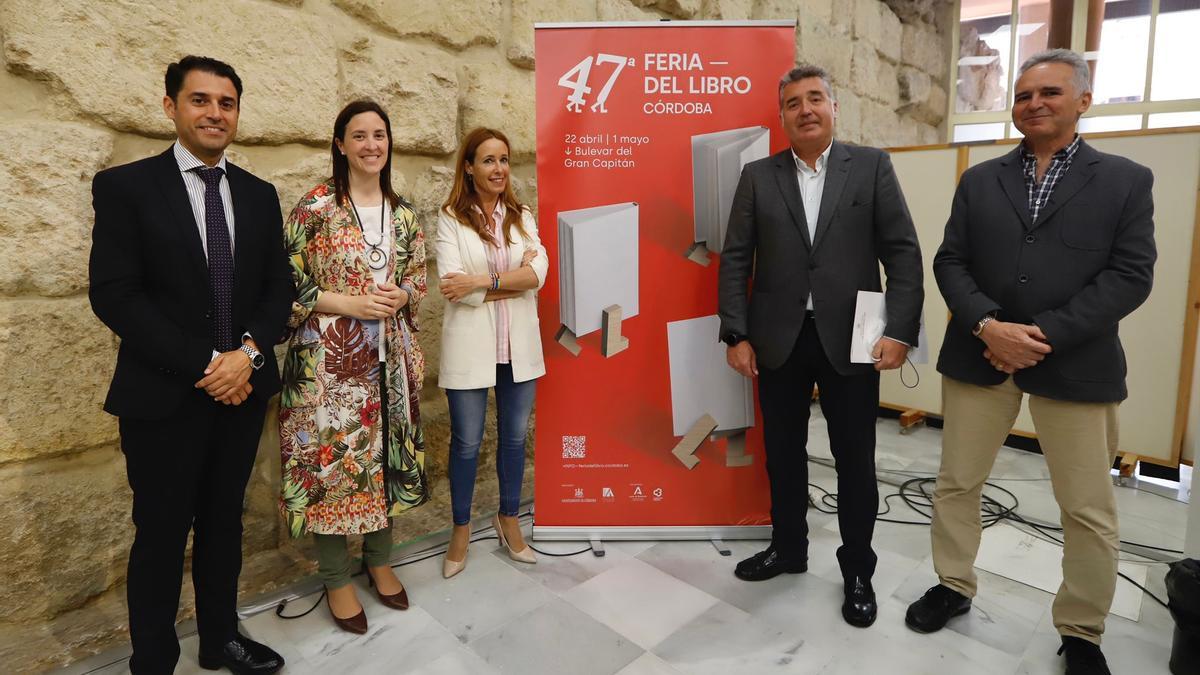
[{"x1": 436, "y1": 206, "x2": 548, "y2": 389}]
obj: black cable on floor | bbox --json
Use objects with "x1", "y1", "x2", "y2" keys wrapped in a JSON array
[{"x1": 1119, "y1": 572, "x2": 1170, "y2": 609}]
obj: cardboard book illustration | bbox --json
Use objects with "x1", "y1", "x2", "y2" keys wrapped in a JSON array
[
  {"x1": 666, "y1": 315, "x2": 755, "y2": 468},
  {"x1": 556, "y1": 202, "x2": 639, "y2": 357},
  {"x1": 687, "y1": 126, "x2": 769, "y2": 264}
]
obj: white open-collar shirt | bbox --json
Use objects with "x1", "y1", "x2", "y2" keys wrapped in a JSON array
[{"x1": 792, "y1": 141, "x2": 832, "y2": 311}]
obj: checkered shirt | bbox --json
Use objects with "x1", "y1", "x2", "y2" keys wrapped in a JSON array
[{"x1": 1020, "y1": 135, "x2": 1081, "y2": 223}]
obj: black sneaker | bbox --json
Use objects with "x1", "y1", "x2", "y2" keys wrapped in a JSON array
[
  {"x1": 1058, "y1": 636, "x2": 1111, "y2": 675},
  {"x1": 733, "y1": 546, "x2": 807, "y2": 581},
  {"x1": 904, "y1": 584, "x2": 971, "y2": 633}
]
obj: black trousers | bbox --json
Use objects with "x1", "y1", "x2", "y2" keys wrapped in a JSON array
[
  {"x1": 757, "y1": 318, "x2": 880, "y2": 581},
  {"x1": 119, "y1": 390, "x2": 267, "y2": 674}
]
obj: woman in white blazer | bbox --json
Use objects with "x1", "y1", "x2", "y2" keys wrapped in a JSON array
[{"x1": 436, "y1": 128, "x2": 548, "y2": 578}]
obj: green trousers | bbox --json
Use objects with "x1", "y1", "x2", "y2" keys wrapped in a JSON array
[{"x1": 313, "y1": 522, "x2": 393, "y2": 589}]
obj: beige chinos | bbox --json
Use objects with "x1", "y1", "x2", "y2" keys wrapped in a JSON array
[{"x1": 930, "y1": 375, "x2": 1120, "y2": 644}]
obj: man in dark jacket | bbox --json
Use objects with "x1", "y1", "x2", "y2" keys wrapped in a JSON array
[
  {"x1": 905, "y1": 49, "x2": 1155, "y2": 675},
  {"x1": 89, "y1": 56, "x2": 293, "y2": 674},
  {"x1": 718, "y1": 63, "x2": 923, "y2": 628}
]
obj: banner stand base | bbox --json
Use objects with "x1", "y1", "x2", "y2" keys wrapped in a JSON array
[
  {"x1": 533, "y1": 525, "x2": 771, "y2": 556},
  {"x1": 710, "y1": 538, "x2": 731, "y2": 556}
]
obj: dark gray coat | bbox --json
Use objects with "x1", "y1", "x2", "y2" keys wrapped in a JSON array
[
  {"x1": 718, "y1": 142, "x2": 924, "y2": 374},
  {"x1": 933, "y1": 140, "x2": 1156, "y2": 403}
]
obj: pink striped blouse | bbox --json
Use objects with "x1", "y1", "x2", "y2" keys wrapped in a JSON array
[{"x1": 482, "y1": 202, "x2": 512, "y2": 364}]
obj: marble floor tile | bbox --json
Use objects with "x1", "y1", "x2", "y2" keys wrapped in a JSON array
[
  {"x1": 814, "y1": 597, "x2": 1022, "y2": 675},
  {"x1": 635, "y1": 539, "x2": 801, "y2": 617},
  {"x1": 615, "y1": 652, "x2": 686, "y2": 675},
  {"x1": 893, "y1": 558, "x2": 1051, "y2": 660},
  {"x1": 468, "y1": 598, "x2": 644, "y2": 675},
  {"x1": 1016, "y1": 590, "x2": 1174, "y2": 675},
  {"x1": 973, "y1": 523, "x2": 1149, "y2": 621},
  {"x1": 652, "y1": 601, "x2": 807, "y2": 674},
  {"x1": 409, "y1": 648, "x2": 500, "y2": 675},
  {"x1": 493, "y1": 536, "x2": 646, "y2": 594},
  {"x1": 397, "y1": 546, "x2": 556, "y2": 644},
  {"x1": 562, "y1": 558, "x2": 721, "y2": 649},
  {"x1": 241, "y1": 592, "x2": 461, "y2": 674}
]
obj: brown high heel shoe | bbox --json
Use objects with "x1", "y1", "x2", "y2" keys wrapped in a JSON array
[
  {"x1": 326, "y1": 589, "x2": 368, "y2": 634},
  {"x1": 362, "y1": 561, "x2": 409, "y2": 610}
]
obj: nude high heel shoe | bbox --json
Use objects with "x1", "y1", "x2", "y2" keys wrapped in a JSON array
[
  {"x1": 443, "y1": 529, "x2": 469, "y2": 579},
  {"x1": 442, "y1": 551, "x2": 467, "y2": 579},
  {"x1": 494, "y1": 514, "x2": 537, "y2": 564}
]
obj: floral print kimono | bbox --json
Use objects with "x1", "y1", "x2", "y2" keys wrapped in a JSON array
[{"x1": 279, "y1": 180, "x2": 428, "y2": 537}]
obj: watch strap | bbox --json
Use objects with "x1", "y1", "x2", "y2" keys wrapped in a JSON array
[{"x1": 239, "y1": 343, "x2": 264, "y2": 369}]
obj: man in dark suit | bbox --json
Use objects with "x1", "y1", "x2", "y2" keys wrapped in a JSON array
[
  {"x1": 718, "y1": 63, "x2": 923, "y2": 627},
  {"x1": 89, "y1": 56, "x2": 293, "y2": 674},
  {"x1": 905, "y1": 49, "x2": 1155, "y2": 675}
]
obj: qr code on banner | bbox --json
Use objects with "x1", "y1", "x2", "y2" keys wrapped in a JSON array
[{"x1": 562, "y1": 435, "x2": 587, "y2": 459}]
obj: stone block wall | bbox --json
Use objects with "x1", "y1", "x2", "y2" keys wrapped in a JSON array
[{"x1": 0, "y1": 0, "x2": 950, "y2": 670}]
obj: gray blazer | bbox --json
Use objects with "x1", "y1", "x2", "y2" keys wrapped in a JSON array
[
  {"x1": 933, "y1": 140, "x2": 1156, "y2": 403},
  {"x1": 718, "y1": 142, "x2": 924, "y2": 374}
]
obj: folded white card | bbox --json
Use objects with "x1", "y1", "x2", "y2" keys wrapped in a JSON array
[{"x1": 850, "y1": 290, "x2": 927, "y2": 364}]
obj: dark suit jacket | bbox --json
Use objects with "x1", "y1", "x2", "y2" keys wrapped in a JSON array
[
  {"x1": 89, "y1": 147, "x2": 295, "y2": 420},
  {"x1": 718, "y1": 142, "x2": 924, "y2": 374},
  {"x1": 933, "y1": 140, "x2": 1156, "y2": 403}
]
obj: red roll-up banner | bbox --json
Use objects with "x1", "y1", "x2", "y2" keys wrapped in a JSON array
[{"x1": 533, "y1": 21, "x2": 796, "y2": 536}]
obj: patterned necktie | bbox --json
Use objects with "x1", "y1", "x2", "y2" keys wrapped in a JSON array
[{"x1": 194, "y1": 167, "x2": 235, "y2": 353}]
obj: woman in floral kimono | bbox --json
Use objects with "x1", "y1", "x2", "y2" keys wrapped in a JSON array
[{"x1": 279, "y1": 99, "x2": 427, "y2": 634}]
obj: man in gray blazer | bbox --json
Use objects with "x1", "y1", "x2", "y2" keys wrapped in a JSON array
[
  {"x1": 718, "y1": 63, "x2": 923, "y2": 628},
  {"x1": 905, "y1": 50, "x2": 1155, "y2": 675}
]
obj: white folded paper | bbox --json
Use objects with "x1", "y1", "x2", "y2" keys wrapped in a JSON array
[{"x1": 850, "y1": 290, "x2": 927, "y2": 364}]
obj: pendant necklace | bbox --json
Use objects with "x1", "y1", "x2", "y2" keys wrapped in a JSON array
[{"x1": 348, "y1": 193, "x2": 388, "y2": 271}]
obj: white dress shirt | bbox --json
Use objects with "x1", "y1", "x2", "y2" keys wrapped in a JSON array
[
  {"x1": 792, "y1": 142, "x2": 832, "y2": 311},
  {"x1": 173, "y1": 142, "x2": 236, "y2": 260}
]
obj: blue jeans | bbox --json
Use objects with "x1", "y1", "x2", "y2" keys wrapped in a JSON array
[{"x1": 446, "y1": 364, "x2": 536, "y2": 526}]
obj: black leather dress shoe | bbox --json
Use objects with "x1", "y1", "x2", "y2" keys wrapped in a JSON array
[
  {"x1": 904, "y1": 584, "x2": 972, "y2": 633},
  {"x1": 198, "y1": 634, "x2": 284, "y2": 675},
  {"x1": 1058, "y1": 636, "x2": 1112, "y2": 675},
  {"x1": 842, "y1": 577, "x2": 877, "y2": 628},
  {"x1": 733, "y1": 546, "x2": 807, "y2": 581}
]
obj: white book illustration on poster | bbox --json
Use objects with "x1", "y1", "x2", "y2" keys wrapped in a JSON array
[
  {"x1": 691, "y1": 126, "x2": 770, "y2": 254},
  {"x1": 557, "y1": 202, "x2": 639, "y2": 337},
  {"x1": 850, "y1": 290, "x2": 928, "y2": 364},
  {"x1": 666, "y1": 315, "x2": 754, "y2": 436}
]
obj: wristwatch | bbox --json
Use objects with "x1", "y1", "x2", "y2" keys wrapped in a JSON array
[
  {"x1": 721, "y1": 333, "x2": 746, "y2": 347},
  {"x1": 972, "y1": 314, "x2": 995, "y2": 337},
  {"x1": 239, "y1": 343, "x2": 265, "y2": 370}
]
